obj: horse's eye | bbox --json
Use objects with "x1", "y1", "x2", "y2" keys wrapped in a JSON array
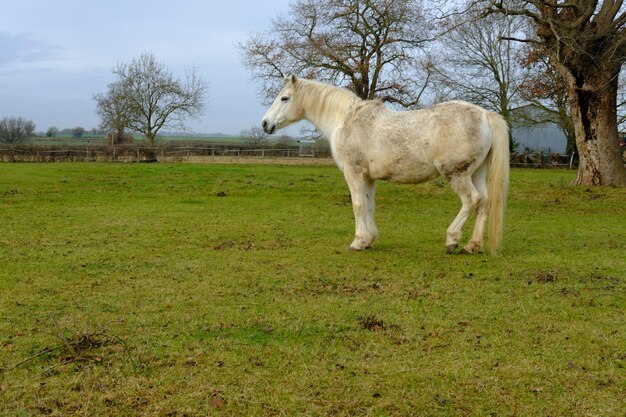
[{"x1": 281, "y1": 96, "x2": 290, "y2": 102}]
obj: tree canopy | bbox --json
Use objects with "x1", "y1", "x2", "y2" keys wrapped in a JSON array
[{"x1": 240, "y1": 0, "x2": 434, "y2": 107}]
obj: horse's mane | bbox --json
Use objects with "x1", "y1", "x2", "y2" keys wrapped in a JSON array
[{"x1": 296, "y1": 79, "x2": 362, "y2": 121}]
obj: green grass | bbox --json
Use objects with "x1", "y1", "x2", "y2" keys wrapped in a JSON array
[{"x1": 0, "y1": 163, "x2": 624, "y2": 416}]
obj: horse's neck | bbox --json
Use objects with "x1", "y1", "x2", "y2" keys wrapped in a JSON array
[{"x1": 300, "y1": 82, "x2": 359, "y2": 138}]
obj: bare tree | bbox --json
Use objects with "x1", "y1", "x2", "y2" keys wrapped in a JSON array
[
  {"x1": 240, "y1": 0, "x2": 434, "y2": 107},
  {"x1": 111, "y1": 52, "x2": 208, "y2": 146},
  {"x1": 0, "y1": 117, "x2": 35, "y2": 144},
  {"x1": 435, "y1": 13, "x2": 530, "y2": 130},
  {"x1": 241, "y1": 126, "x2": 268, "y2": 145},
  {"x1": 93, "y1": 81, "x2": 131, "y2": 143},
  {"x1": 482, "y1": 0, "x2": 626, "y2": 186}
]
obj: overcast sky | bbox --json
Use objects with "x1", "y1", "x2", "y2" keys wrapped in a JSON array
[{"x1": 0, "y1": 0, "x2": 297, "y2": 135}]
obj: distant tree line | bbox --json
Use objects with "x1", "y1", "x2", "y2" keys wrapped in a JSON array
[
  {"x1": 0, "y1": 121, "x2": 109, "y2": 144},
  {"x1": 45, "y1": 127, "x2": 107, "y2": 138}
]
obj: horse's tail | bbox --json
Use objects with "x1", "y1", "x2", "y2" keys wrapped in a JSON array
[{"x1": 486, "y1": 112, "x2": 510, "y2": 254}]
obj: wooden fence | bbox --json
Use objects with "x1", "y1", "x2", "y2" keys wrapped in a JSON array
[
  {"x1": 0, "y1": 144, "x2": 332, "y2": 163},
  {"x1": 0, "y1": 144, "x2": 578, "y2": 168},
  {"x1": 510, "y1": 151, "x2": 578, "y2": 169}
]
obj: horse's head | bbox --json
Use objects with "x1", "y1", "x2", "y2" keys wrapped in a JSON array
[{"x1": 262, "y1": 75, "x2": 304, "y2": 134}]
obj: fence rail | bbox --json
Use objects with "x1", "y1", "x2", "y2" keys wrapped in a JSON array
[
  {"x1": 0, "y1": 144, "x2": 332, "y2": 163},
  {"x1": 0, "y1": 144, "x2": 577, "y2": 168},
  {"x1": 510, "y1": 151, "x2": 578, "y2": 169}
]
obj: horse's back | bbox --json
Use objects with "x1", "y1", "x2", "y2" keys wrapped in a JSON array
[
  {"x1": 410, "y1": 101, "x2": 493, "y2": 161},
  {"x1": 339, "y1": 100, "x2": 494, "y2": 183}
]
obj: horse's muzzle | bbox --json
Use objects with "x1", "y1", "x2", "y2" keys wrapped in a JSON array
[{"x1": 262, "y1": 120, "x2": 276, "y2": 135}]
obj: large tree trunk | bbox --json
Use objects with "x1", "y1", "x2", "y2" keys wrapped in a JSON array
[
  {"x1": 116, "y1": 127, "x2": 125, "y2": 145},
  {"x1": 565, "y1": 72, "x2": 626, "y2": 186}
]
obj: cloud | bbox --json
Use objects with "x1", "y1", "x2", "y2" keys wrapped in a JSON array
[{"x1": 0, "y1": 31, "x2": 64, "y2": 67}]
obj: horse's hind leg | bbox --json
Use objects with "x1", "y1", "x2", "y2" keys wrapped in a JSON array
[
  {"x1": 445, "y1": 173, "x2": 482, "y2": 254},
  {"x1": 344, "y1": 167, "x2": 378, "y2": 251},
  {"x1": 463, "y1": 162, "x2": 489, "y2": 254}
]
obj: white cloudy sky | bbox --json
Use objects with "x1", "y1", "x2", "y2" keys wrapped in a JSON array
[{"x1": 0, "y1": 0, "x2": 295, "y2": 135}]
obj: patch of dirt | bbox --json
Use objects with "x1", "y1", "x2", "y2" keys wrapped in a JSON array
[
  {"x1": 47, "y1": 331, "x2": 122, "y2": 366},
  {"x1": 356, "y1": 314, "x2": 400, "y2": 332},
  {"x1": 536, "y1": 271, "x2": 557, "y2": 283},
  {"x1": 209, "y1": 392, "x2": 227, "y2": 409},
  {"x1": 357, "y1": 314, "x2": 385, "y2": 331},
  {"x1": 408, "y1": 285, "x2": 430, "y2": 300},
  {"x1": 580, "y1": 273, "x2": 620, "y2": 285},
  {"x1": 12, "y1": 329, "x2": 135, "y2": 373},
  {"x1": 528, "y1": 271, "x2": 557, "y2": 285},
  {"x1": 543, "y1": 198, "x2": 562, "y2": 205},
  {"x1": 306, "y1": 281, "x2": 383, "y2": 297},
  {"x1": 559, "y1": 287, "x2": 580, "y2": 297},
  {"x1": 212, "y1": 238, "x2": 289, "y2": 251},
  {"x1": 585, "y1": 188, "x2": 606, "y2": 200}
]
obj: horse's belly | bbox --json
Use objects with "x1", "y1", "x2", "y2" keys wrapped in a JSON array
[{"x1": 370, "y1": 159, "x2": 439, "y2": 183}]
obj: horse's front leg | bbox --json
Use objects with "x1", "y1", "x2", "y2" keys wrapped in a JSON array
[{"x1": 344, "y1": 167, "x2": 378, "y2": 251}]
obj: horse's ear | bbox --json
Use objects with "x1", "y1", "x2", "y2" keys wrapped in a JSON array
[{"x1": 289, "y1": 74, "x2": 298, "y2": 85}]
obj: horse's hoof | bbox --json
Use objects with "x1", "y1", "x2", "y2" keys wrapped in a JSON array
[
  {"x1": 446, "y1": 244, "x2": 458, "y2": 255},
  {"x1": 461, "y1": 244, "x2": 480, "y2": 255}
]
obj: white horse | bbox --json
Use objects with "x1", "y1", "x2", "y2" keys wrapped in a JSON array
[{"x1": 262, "y1": 76, "x2": 510, "y2": 254}]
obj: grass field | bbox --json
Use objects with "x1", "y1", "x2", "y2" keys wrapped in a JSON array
[{"x1": 0, "y1": 162, "x2": 624, "y2": 416}]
